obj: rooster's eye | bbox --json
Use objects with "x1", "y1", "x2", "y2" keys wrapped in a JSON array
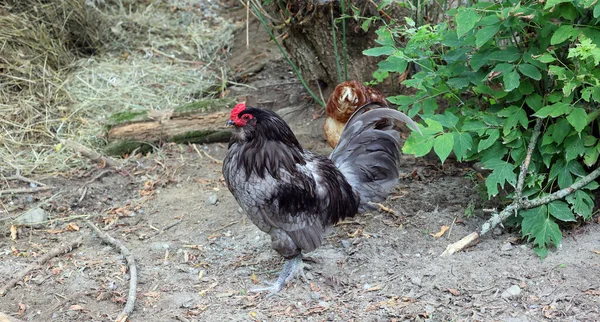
[{"x1": 242, "y1": 114, "x2": 251, "y2": 120}]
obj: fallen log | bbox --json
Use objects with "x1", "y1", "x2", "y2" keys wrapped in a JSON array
[{"x1": 105, "y1": 98, "x2": 236, "y2": 156}]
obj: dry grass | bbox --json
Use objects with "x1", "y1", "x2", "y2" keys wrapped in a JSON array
[{"x1": 0, "y1": 0, "x2": 235, "y2": 176}]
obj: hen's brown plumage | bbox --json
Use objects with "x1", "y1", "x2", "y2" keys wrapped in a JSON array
[{"x1": 324, "y1": 80, "x2": 388, "y2": 147}]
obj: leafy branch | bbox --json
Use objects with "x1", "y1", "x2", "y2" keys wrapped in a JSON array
[
  {"x1": 364, "y1": 0, "x2": 600, "y2": 257},
  {"x1": 443, "y1": 120, "x2": 600, "y2": 256}
]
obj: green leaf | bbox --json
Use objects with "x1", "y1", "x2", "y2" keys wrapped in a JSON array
[
  {"x1": 452, "y1": 132, "x2": 473, "y2": 161},
  {"x1": 533, "y1": 102, "x2": 571, "y2": 118},
  {"x1": 372, "y1": 70, "x2": 389, "y2": 82},
  {"x1": 478, "y1": 129, "x2": 500, "y2": 152},
  {"x1": 447, "y1": 77, "x2": 470, "y2": 89},
  {"x1": 475, "y1": 24, "x2": 500, "y2": 47},
  {"x1": 503, "y1": 71, "x2": 520, "y2": 92},
  {"x1": 535, "y1": 53, "x2": 556, "y2": 63},
  {"x1": 518, "y1": 64, "x2": 542, "y2": 80},
  {"x1": 584, "y1": 146, "x2": 599, "y2": 166},
  {"x1": 387, "y1": 95, "x2": 416, "y2": 106},
  {"x1": 544, "y1": 0, "x2": 573, "y2": 9},
  {"x1": 456, "y1": 8, "x2": 481, "y2": 38},
  {"x1": 534, "y1": 247, "x2": 548, "y2": 260},
  {"x1": 402, "y1": 119, "x2": 443, "y2": 157},
  {"x1": 565, "y1": 134, "x2": 585, "y2": 162},
  {"x1": 566, "y1": 108, "x2": 587, "y2": 132},
  {"x1": 483, "y1": 159, "x2": 516, "y2": 197},
  {"x1": 363, "y1": 46, "x2": 396, "y2": 57},
  {"x1": 595, "y1": 3, "x2": 600, "y2": 18},
  {"x1": 433, "y1": 133, "x2": 454, "y2": 164},
  {"x1": 526, "y1": 94, "x2": 543, "y2": 111},
  {"x1": 521, "y1": 205, "x2": 562, "y2": 248},
  {"x1": 487, "y1": 48, "x2": 521, "y2": 62},
  {"x1": 462, "y1": 119, "x2": 488, "y2": 136},
  {"x1": 548, "y1": 201, "x2": 576, "y2": 222},
  {"x1": 375, "y1": 28, "x2": 395, "y2": 46},
  {"x1": 552, "y1": 118, "x2": 571, "y2": 144},
  {"x1": 378, "y1": 56, "x2": 408, "y2": 73},
  {"x1": 550, "y1": 25, "x2": 576, "y2": 45},
  {"x1": 566, "y1": 190, "x2": 594, "y2": 219}
]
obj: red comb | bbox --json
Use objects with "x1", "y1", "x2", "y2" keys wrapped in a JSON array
[{"x1": 231, "y1": 103, "x2": 246, "y2": 119}]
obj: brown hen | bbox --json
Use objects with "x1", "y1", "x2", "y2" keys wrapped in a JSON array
[{"x1": 324, "y1": 80, "x2": 388, "y2": 148}]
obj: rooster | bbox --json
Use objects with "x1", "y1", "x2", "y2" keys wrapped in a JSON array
[
  {"x1": 222, "y1": 102, "x2": 420, "y2": 294},
  {"x1": 324, "y1": 80, "x2": 388, "y2": 148}
]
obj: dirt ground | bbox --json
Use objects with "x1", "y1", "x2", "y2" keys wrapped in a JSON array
[{"x1": 2, "y1": 5, "x2": 600, "y2": 322}]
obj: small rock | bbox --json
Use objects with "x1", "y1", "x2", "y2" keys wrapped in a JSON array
[
  {"x1": 238, "y1": 207, "x2": 244, "y2": 214},
  {"x1": 206, "y1": 194, "x2": 218, "y2": 205},
  {"x1": 501, "y1": 243, "x2": 513, "y2": 251},
  {"x1": 493, "y1": 228, "x2": 503, "y2": 236},
  {"x1": 310, "y1": 292, "x2": 321, "y2": 300},
  {"x1": 501, "y1": 285, "x2": 521, "y2": 299},
  {"x1": 150, "y1": 242, "x2": 170, "y2": 252},
  {"x1": 305, "y1": 271, "x2": 314, "y2": 280},
  {"x1": 340, "y1": 240, "x2": 351, "y2": 250},
  {"x1": 411, "y1": 276, "x2": 422, "y2": 286},
  {"x1": 15, "y1": 207, "x2": 48, "y2": 227},
  {"x1": 318, "y1": 301, "x2": 330, "y2": 308}
]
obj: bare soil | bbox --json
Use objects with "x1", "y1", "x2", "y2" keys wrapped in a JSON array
[{"x1": 2, "y1": 5, "x2": 600, "y2": 322}]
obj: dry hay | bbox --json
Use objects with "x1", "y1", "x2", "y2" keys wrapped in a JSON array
[{"x1": 0, "y1": 0, "x2": 235, "y2": 176}]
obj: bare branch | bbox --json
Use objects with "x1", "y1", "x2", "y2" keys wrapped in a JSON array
[
  {"x1": 0, "y1": 236, "x2": 84, "y2": 296},
  {"x1": 86, "y1": 221, "x2": 137, "y2": 322}
]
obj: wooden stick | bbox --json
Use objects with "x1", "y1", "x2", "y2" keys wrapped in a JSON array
[
  {"x1": 441, "y1": 232, "x2": 479, "y2": 256},
  {"x1": 0, "y1": 236, "x2": 84, "y2": 296},
  {"x1": 0, "y1": 186, "x2": 53, "y2": 196},
  {"x1": 4, "y1": 173, "x2": 47, "y2": 187},
  {"x1": 61, "y1": 139, "x2": 122, "y2": 169},
  {"x1": 86, "y1": 221, "x2": 137, "y2": 322}
]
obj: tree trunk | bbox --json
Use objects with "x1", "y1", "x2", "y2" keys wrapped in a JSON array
[{"x1": 260, "y1": 1, "x2": 409, "y2": 96}]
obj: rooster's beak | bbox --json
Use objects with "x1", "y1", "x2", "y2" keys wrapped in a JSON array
[{"x1": 226, "y1": 120, "x2": 235, "y2": 127}]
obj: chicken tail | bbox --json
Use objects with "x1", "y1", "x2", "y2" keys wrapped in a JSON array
[{"x1": 329, "y1": 103, "x2": 421, "y2": 212}]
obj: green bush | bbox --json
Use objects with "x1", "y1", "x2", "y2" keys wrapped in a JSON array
[{"x1": 364, "y1": 0, "x2": 600, "y2": 258}]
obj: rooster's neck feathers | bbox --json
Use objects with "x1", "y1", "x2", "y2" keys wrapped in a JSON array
[{"x1": 230, "y1": 107, "x2": 305, "y2": 179}]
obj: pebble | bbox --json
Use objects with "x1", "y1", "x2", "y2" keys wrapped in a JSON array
[
  {"x1": 411, "y1": 276, "x2": 422, "y2": 286},
  {"x1": 318, "y1": 301, "x2": 330, "y2": 308},
  {"x1": 206, "y1": 194, "x2": 218, "y2": 205},
  {"x1": 340, "y1": 240, "x2": 351, "y2": 250},
  {"x1": 501, "y1": 243, "x2": 513, "y2": 251},
  {"x1": 493, "y1": 228, "x2": 503, "y2": 236},
  {"x1": 150, "y1": 242, "x2": 171, "y2": 251},
  {"x1": 238, "y1": 207, "x2": 244, "y2": 214},
  {"x1": 15, "y1": 207, "x2": 48, "y2": 227},
  {"x1": 310, "y1": 292, "x2": 321, "y2": 300},
  {"x1": 501, "y1": 285, "x2": 521, "y2": 299}
]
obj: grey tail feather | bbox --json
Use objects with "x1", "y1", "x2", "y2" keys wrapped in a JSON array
[{"x1": 329, "y1": 103, "x2": 420, "y2": 212}]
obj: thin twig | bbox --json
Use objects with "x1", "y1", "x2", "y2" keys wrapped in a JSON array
[
  {"x1": 246, "y1": 0, "x2": 250, "y2": 49},
  {"x1": 146, "y1": 220, "x2": 183, "y2": 240},
  {"x1": 86, "y1": 221, "x2": 137, "y2": 322},
  {"x1": 0, "y1": 186, "x2": 53, "y2": 196},
  {"x1": 4, "y1": 172, "x2": 47, "y2": 187},
  {"x1": 211, "y1": 221, "x2": 239, "y2": 233},
  {"x1": 0, "y1": 236, "x2": 84, "y2": 296},
  {"x1": 61, "y1": 139, "x2": 122, "y2": 169},
  {"x1": 79, "y1": 169, "x2": 114, "y2": 203},
  {"x1": 202, "y1": 151, "x2": 223, "y2": 164},
  {"x1": 515, "y1": 119, "x2": 542, "y2": 203}
]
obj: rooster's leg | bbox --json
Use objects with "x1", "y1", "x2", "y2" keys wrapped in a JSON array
[{"x1": 249, "y1": 254, "x2": 305, "y2": 296}]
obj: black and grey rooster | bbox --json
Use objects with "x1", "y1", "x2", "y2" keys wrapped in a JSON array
[{"x1": 222, "y1": 102, "x2": 419, "y2": 294}]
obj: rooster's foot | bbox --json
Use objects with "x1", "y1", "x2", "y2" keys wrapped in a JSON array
[{"x1": 249, "y1": 254, "x2": 305, "y2": 296}]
